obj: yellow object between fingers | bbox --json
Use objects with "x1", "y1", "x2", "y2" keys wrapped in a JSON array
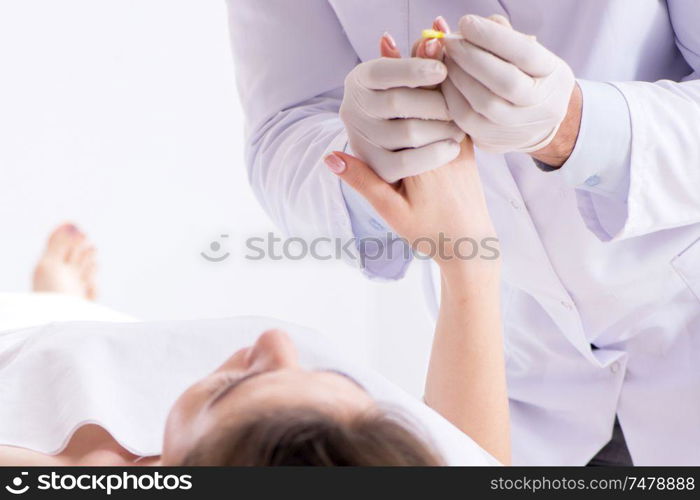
[{"x1": 421, "y1": 29, "x2": 446, "y2": 39}]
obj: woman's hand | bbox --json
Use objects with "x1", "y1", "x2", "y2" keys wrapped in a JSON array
[{"x1": 324, "y1": 137, "x2": 499, "y2": 274}]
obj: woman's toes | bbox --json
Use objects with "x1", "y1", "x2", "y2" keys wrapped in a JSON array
[
  {"x1": 81, "y1": 254, "x2": 99, "y2": 301},
  {"x1": 85, "y1": 284, "x2": 98, "y2": 302},
  {"x1": 46, "y1": 223, "x2": 84, "y2": 262},
  {"x1": 33, "y1": 223, "x2": 98, "y2": 301},
  {"x1": 82, "y1": 247, "x2": 97, "y2": 268},
  {"x1": 66, "y1": 239, "x2": 91, "y2": 266},
  {"x1": 71, "y1": 243, "x2": 95, "y2": 267}
]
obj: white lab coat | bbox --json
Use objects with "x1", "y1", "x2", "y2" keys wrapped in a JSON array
[{"x1": 227, "y1": 0, "x2": 700, "y2": 465}]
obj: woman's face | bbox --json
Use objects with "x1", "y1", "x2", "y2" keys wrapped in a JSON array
[{"x1": 161, "y1": 329, "x2": 374, "y2": 464}]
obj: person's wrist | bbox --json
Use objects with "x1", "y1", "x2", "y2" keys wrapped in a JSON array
[
  {"x1": 438, "y1": 256, "x2": 501, "y2": 296},
  {"x1": 440, "y1": 268, "x2": 501, "y2": 306},
  {"x1": 531, "y1": 82, "x2": 583, "y2": 168}
]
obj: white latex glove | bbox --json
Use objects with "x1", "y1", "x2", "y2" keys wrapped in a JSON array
[
  {"x1": 340, "y1": 40, "x2": 464, "y2": 183},
  {"x1": 442, "y1": 15, "x2": 575, "y2": 154}
]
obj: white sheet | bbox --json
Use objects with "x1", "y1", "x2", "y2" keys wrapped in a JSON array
[
  {"x1": 0, "y1": 296, "x2": 498, "y2": 466},
  {"x1": 0, "y1": 292, "x2": 135, "y2": 330}
]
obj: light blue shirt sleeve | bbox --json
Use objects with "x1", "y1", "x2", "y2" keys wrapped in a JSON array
[
  {"x1": 340, "y1": 178, "x2": 414, "y2": 281},
  {"x1": 557, "y1": 80, "x2": 632, "y2": 202}
]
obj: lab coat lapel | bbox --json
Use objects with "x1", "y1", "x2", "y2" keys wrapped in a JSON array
[{"x1": 328, "y1": 0, "x2": 411, "y2": 61}]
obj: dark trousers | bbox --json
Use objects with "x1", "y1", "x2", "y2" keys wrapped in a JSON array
[{"x1": 587, "y1": 417, "x2": 634, "y2": 466}]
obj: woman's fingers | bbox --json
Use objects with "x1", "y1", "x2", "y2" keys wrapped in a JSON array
[
  {"x1": 411, "y1": 17, "x2": 449, "y2": 92},
  {"x1": 414, "y1": 38, "x2": 441, "y2": 59},
  {"x1": 380, "y1": 32, "x2": 401, "y2": 58},
  {"x1": 435, "y1": 15, "x2": 451, "y2": 34},
  {"x1": 324, "y1": 152, "x2": 408, "y2": 222},
  {"x1": 413, "y1": 16, "x2": 451, "y2": 58}
]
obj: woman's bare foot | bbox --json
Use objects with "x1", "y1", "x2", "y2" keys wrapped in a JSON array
[{"x1": 32, "y1": 223, "x2": 97, "y2": 300}]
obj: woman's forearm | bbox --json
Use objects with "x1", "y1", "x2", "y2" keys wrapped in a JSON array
[{"x1": 424, "y1": 262, "x2": 511, "y2": 465}]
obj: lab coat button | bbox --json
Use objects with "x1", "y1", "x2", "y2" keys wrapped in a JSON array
[
  {"x1": 560, "y1": 300, "x2": 573, "y2": 310},
  {"x1": 610, "y1": 362, "x2": 621, "y2": 374},
  {"x1": 585, "y1": 175, "x2": 601, "y2": 187},
  {"x1": 509, "y1": 199, "x2": 522, "y2": 210}
]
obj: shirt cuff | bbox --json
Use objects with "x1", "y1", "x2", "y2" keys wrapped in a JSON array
[
  {"x1": 556, "y1": 80, "x2": 632, "y2": 202},
  {"x1": 340, "y1": 174, "x2": 413, "y2": 281}
]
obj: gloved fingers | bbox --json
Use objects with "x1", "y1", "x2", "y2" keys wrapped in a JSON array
[
  {"x1": 442, "y1": 78, "x2": 491, "y2": 136},
  {"x1": 374, "y1": 139, "x2": 462, "y2": 182},
  {"x1": 375, "y1": 118, "x2": 465, "y2": 150},
  {"x1": 354, "y1": 57, "x2": 447, "y2": 90},
  {"x1": 364, "y1": 87, "x2": 452, "y2": 120},
  {"x1": 444, "y1": 38, "x2": 538, "y2": 106},
  {"x1": 413, "y1": 39, "x2": 443, "y2": 91},
  {"x1": 487, "y1": 14, "x2": 512, "y2": 28},
  {"x1": 443, "y1": 78, "x2": 563, "y2": 153},
  {"x1": 445, "y1": 58, "x2": 516, "y2": 126},
  {"x1": 457, "y1": 15, "x2": 556, "y2": 78}
]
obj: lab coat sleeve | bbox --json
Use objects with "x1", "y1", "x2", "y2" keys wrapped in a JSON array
[
  {"x1": 341, "y1": 180, "x2": 414, "y2": 280},
  {"x1": 555, "y1": 0, "x2": 700, "y2": 241},
  {"x1": 227, "y1": 0, "x2": 411, "y2": 278}
]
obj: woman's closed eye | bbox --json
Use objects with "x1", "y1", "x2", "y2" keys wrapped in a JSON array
[
  {"x1": 207, "y1": 369, "x2": 367, "y2": 410},
  {"x1": 320, "y1": 369, "x2": 367, "y2": 393},
  {"x1": 207, "y1": 373, "x2": 253, "y2": 404}
]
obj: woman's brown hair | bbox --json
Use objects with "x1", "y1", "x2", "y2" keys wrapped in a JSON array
[{"x1": 182, "y1": 407, "x2": 442, "y2": 466}]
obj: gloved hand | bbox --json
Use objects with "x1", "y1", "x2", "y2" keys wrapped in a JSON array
[
  {"x1": 442, "y1": 15, "x2": 576, "y2": 154},
  {"x1": 340, "y1": 33, "x2": 465, "y2": 183}
]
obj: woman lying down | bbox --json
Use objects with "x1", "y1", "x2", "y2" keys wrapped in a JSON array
[{"x1": 0, "y1": 139, "x2": 508, "y2": 466}]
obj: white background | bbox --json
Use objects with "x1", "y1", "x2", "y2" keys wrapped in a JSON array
[{"x1": 0, "y1": 0, "x2": 435, "y2": 395}]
